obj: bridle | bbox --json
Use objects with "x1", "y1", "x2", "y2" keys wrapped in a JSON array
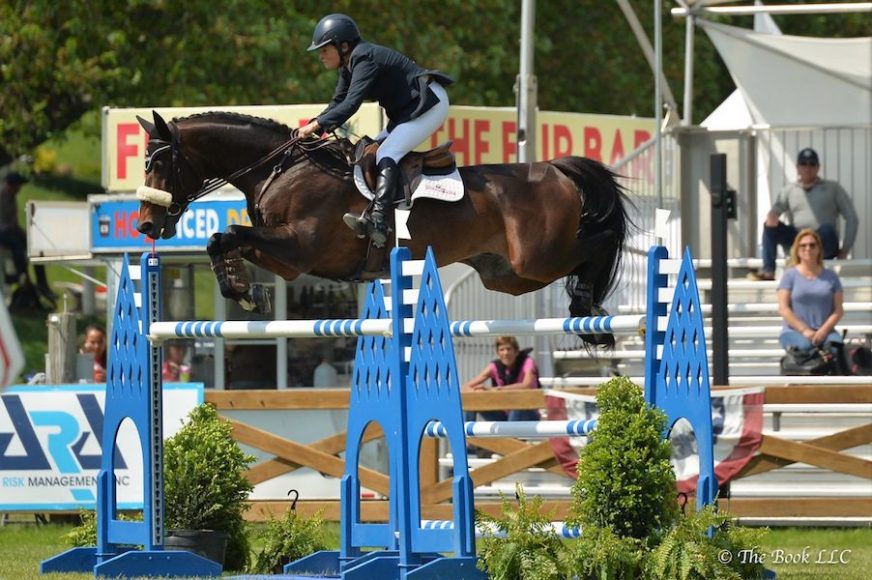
[{"x1": 139, "y1": 124, "x2": 307, "y2": 217}]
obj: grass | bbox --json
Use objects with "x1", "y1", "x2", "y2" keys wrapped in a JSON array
[
  {"x1": 759, "y1": 527, "x2": 872, "y2": 580},
  {"x1": 0, "y1": 519, "x2": 341, "y2": 579},
  {"x1": 1, "y1": 521, "x2": 870, "y2": 579}
]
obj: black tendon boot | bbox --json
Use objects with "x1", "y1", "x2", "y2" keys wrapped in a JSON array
[{"x1": 366, "y1": 158, "x2": 397, "y2": 247}]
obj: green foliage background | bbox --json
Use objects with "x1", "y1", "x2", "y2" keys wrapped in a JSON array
[{"x1": 2, "y1": 0, "x2": 869, "y2": 165}]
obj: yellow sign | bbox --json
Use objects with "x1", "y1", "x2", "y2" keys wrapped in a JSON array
[
  {"x1": 101, "y1": 104, "x2": 383, "y2": 192},
  {"x1": 102, "y1": 104, "x2": 654, "y2": 192},
  {"x1": 425, "y1": 107, "x2": 654, "y2": 168}
]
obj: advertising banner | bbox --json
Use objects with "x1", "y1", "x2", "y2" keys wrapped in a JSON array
[
  {"x1": 0, "y1": 383, "x2": 202, "y2": 511},
  {"x1": 426, "y1": 106, "x2": 654, "y2": 169},
  {"x1": 90, "y1": 195, "x2": 249, "y2": 253}
]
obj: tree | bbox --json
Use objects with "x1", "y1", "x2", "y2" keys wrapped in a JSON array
[{"x1": 2, "y1": 0, "x2": 867, "y2": 167}]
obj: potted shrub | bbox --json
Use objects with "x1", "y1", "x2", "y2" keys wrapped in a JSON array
[{"x1": 163, "y1": 403, "x2": 255, "y2": 570}]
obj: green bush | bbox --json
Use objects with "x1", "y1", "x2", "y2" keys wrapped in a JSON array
[
  {"x1": 65, "y1": 510, "x2": 142, "y2": 547},
  {"x1": 476, "y1": 484, "x2": 573, "y2": 580},
  {"x1": 64, "y1": 404, "x2": 255, "y2": 570},
  {"x1": 163, "y1": 403, "x2": 256, "y2": 570},
  {"x1": 568, "y1": 376, "x2": 679, "y2": 540},
  {"x1": 248, "y1": 507, "x2": 328, "y2": 574}
]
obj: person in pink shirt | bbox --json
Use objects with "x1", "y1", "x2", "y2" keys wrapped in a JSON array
[{"x1": 463, "y1": 335, "x2": 540, "y2": 422}]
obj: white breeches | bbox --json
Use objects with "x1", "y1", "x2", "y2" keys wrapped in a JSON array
[{"x1": 375, "y1": 82, "x2": 449, "y2": 163}]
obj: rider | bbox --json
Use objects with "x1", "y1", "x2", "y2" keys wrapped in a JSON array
[{"x1": 298, "y1": 13, "x2": 453, "y2": 247}]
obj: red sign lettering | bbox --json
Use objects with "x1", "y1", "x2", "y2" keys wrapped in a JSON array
[
  {"x1": 583, "y1": 127, "x2": 602, "y2": 161},
  {"x1": 114, "y1": 210, "x2": 141, "y2": 239},
  {"x1": 501, "y1": 122, "x2": 516, "y2": 163},
  {"x1": 445, "y1": 118, "x2": 470, "y2": 166},
  {"x1": 474, "y1": 120, "x2": 490, "y2": 165},
  {"x1": 553, "y1": 124, "x2": 573, "y2": 158},
  {"x1": 609, "y1": 130, "x2": 625, "y2": 164},
  {"x1": 117, "y1": 124, "x2": 141, "y2": 180}
]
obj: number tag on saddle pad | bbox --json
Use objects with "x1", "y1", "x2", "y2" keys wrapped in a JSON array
[{"x1": 353, "y1": 165, "x2": 464, "y2": 206}]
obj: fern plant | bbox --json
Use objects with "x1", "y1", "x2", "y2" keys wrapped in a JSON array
[
  {"x1": 476, "y1": 483, "x2": 573, "y2": 580},
  {"x1": 248, "y1": 506, "x2": 328, "y2": 574},
  {"x1": 566, "y1": 524, "x2": 645, "y2": 580},
  {"x1": 646, "y1": 505, "x2": 767, "y2": 580}
]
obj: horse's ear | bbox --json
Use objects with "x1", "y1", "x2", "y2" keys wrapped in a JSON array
[
  {"x1": 136, "y1": 115, "x2": 156, "y2": 138},
  {"x1": 152, "y1": 110, "x2": 173, "y2": 141}
]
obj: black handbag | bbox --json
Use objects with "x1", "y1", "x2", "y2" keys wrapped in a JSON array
[{"x1": 780, "y1": 346, "x2": 834, "y2": 376}]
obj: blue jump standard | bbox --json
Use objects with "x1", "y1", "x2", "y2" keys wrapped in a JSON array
[{"x1": 42, "y1": 246, "x2": 716, "y2": 579}]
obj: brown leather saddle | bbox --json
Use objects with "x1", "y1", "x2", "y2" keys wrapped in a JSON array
[{"x1": 354, "y1": 137, "x2": 457, "y2": 206}]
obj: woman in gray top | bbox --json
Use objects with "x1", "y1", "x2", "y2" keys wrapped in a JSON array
[{"x1": 777, "y1": 228, "x2": 844, "y2": 354}]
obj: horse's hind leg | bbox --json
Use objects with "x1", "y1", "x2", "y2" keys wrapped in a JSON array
[{"x1": 567, "y1": 230, "x2": 621, "y2": 347}]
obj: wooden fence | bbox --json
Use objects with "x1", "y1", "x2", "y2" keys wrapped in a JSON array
[{"x1": 204, "y1": 385, "x2": 872, "y2": 522}]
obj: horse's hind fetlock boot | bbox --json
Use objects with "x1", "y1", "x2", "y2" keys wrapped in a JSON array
[{"x1": 366, "y1": 158, "x2": 398, "y2": 248}]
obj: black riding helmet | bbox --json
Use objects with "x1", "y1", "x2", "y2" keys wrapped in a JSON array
[{"x1": 307, "y1": 14, "x2": 361, "y2": 51}]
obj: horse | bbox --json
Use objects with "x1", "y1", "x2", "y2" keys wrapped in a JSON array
[{"x1": 135, "y1": 111, "x2": 631, "y2": 346}]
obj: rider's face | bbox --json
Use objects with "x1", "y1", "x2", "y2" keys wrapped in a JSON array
[{"x1": 319, "y1": 45, "x2": 341, "y2": 70}]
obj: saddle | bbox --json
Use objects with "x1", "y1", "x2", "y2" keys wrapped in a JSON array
[{"x1": 353, "y1": 137, "x2": 456, "y2": 206}]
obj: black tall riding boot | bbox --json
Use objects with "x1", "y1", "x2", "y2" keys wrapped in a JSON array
[{"x1": 342, "y1": 158, "x2": 398, "y2": 247}]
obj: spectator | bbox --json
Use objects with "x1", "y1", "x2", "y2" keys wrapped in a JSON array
[
  {"x1": 162, "y1": 341, "x2": 191, "y2": 382},
  {"x1": 777, "y1": 228, "x2": 849, "y2": 373},
  {"x1": 313, "y1": 354, "x2": 340, "y2": 388},
  {"x1": 463, "y1": 336, "x2": 540, "y2": 422},
  {"x1": 0, "y1": 171, "x2": 56, "y2": 306},
  {"x1": 749, "y1": 148, "x2": 858, "y2": 281},
  {"x1": 80, "y1": 324, "x2": 107, "y2": 382}
]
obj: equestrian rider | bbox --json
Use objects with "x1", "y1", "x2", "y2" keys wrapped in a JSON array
[{"x1": 298, "y1": 14, "x2": 453, "y2": 247}]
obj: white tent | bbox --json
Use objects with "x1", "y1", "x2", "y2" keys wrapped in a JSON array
[
  {"x1": 698, "y1": 19, "x2": 872, "y2": 259},
  {"x1": 700, "y1": 20, "x2": 871, "y2": 126}
]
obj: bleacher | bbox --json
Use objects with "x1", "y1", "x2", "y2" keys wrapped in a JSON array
[
  {"x1": 554, "y1": 257, "x2": 872, "y2": 379},
  {"x1": 464, "y1": 257, "x2": 872, "y2": 525}
]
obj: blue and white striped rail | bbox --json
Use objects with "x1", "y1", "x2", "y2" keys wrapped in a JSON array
[
  {"x1": 149, "y1": 314, "x2": 647, "y2": 342},
  {"x1": 149, "y1": 318, "x2": 393, "y2": 341},
  {"x1": 421, "y1": 520, "x2": 582, "y2": 540},
  {"x1": 424, "y1": 419, "x2": 598, "y2": 439},
  {"x1": 448, "y1": 315, "x2": 646, "y2": 337}
]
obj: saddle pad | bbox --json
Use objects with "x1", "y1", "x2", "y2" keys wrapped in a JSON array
[{"x1": 353, "y1": 166, "x2": 464, "y2": 207}]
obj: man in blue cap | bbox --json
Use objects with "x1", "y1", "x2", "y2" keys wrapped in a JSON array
[{"x1": 749, "y1": 147, "x2": 859, "y2": 281}]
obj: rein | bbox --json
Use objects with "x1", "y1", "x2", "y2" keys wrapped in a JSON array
[{"x1": 141, "y1": 123, "x2": 348, "y2": 218}]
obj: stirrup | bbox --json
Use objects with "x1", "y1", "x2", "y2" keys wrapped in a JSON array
[{"x1": 342, "y1": 212, "x2": 368, "y2": 238}]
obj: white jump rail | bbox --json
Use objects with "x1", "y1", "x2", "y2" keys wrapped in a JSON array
[
  {"x1": 424, "y1": 419, "x2": 598, "y2": 439},
  {"x1": 541, "y1": 375, "x2": 872, "y2": 387},
  {"x1": 149, "y1": 315, "x2": 649, "y2": 342},
  {"x1": 421, "y1": 520, "x2": 582, "y2": 539}
]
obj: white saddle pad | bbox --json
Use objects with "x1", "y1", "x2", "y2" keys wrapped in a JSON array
[{"x1": 353, "y1": 165, "x2": 464, "y2": 208}]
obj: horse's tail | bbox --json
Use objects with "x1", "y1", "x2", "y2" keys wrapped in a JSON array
[{"x1": 550, "y1": 156, "x2": 632, "y2": 346}]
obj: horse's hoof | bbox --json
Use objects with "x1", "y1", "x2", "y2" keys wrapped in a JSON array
[{"x1": 250, "y1": 284, "x2": 272, "y2": 314}]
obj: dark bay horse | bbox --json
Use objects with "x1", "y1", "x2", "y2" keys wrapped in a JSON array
[{"x1": 136, "y1": 111, "x2": 630, "y2": 345}]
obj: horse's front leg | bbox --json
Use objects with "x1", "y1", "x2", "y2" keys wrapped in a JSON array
[
  {"x1": 208, "y1": 225, "x2": 307, "y2": 313},
  {"x1": 207, "y1": 229, "x2": 266, "y2": 312}
]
